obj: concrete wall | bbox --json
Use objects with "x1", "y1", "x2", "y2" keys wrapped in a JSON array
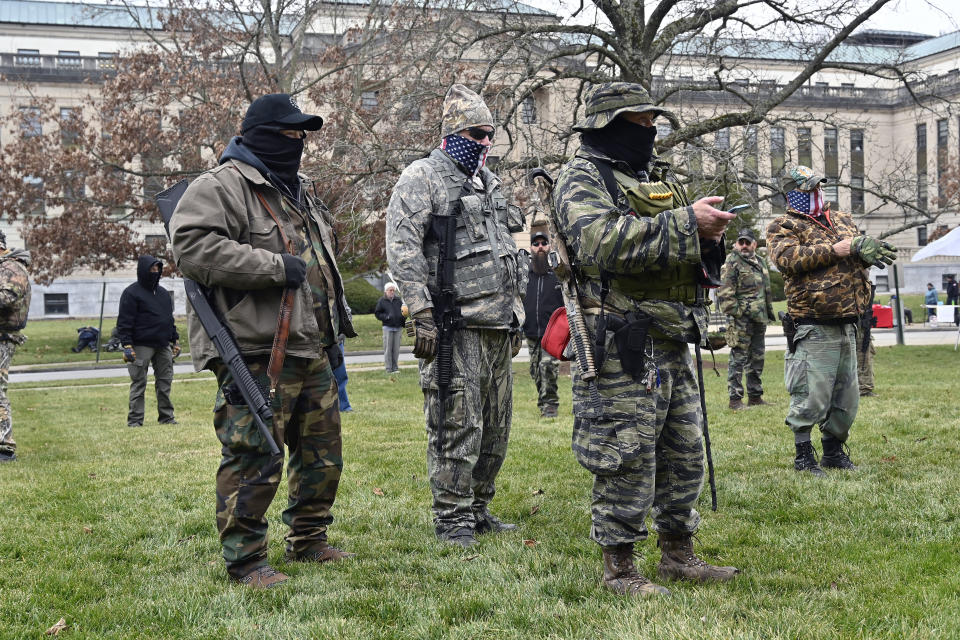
[{"x1": 28, "y1": 277, "x2": 188, "y2": 319}]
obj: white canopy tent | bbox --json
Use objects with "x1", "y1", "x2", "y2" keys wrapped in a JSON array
[{"x1": 911, "y1": 227, "x2": 960, "y2": 349}]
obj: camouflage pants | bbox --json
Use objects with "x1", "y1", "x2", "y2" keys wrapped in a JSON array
[
  {"x1": 126, "y1": 344, "x2": 175, "y2": 425},
  {"x1": 572, "y1": 317, "x2": 704, "y2": 547},
  {"x1": 784, "y1": 323, "x2": 858, "y2": 443},
  {"x1": 526, "y1": 337, "x2": 559, "y2": 411},
  {"x1": 0, "y1": 340, "x2": 18, "y2": 454},
  {"x1": 212, "y1": 354, "x2": 342, "y2": 579},
  {"x1": 856, "y1": 332, "x2": 875, "y2": 395},
  {"x1": 420, "y1": 328, "x2": 512, "y2": 530},
  {"x1": 726, "y1": 317, "x2": 767, "y2": 400}
]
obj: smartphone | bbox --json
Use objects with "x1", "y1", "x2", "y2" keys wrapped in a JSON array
[{"x1": 727, "y1": 204, "x2": 751, "y2": 214}]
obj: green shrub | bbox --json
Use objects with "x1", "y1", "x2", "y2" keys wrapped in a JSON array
[
  {"x1": 769, "y1": 270, "x2": 785, "y2": 302},
  {"x1": 342, "y1": 274, "x2": 381, "y2": 314}
]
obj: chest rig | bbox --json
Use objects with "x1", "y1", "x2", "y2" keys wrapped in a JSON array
[{"x1": 422, "y1": 152, "x2": 519, "y2": 305}]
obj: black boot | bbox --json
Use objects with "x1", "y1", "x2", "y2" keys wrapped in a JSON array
[
  {"x1": 821, "y1": 435, "x2": 857, "y2": 470},
  {"x1": 794, "y1": 441, "x2": 826, "y2": 477}
]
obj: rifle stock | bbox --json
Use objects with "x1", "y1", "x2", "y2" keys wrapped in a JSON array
[{"x1": 155, "y1": 180, "x2": 281, "y2": 457}]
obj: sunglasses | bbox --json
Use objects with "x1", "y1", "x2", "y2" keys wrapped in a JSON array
[
  {"x1": 465, "y1": 126, "x2": 495, "y2": 142},
  {"x1": 532, "y1": 240, "x2": 548, "y2": 247},
  {"x1": 737, "y1": 239, "x2": 752, "y2": 245}
]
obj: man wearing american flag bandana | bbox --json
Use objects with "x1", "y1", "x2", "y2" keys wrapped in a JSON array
[{"x1": 767, "y1": 165, "x2": 896, "y2": 477}]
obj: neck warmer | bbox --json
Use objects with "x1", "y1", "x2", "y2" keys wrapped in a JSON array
[
  {"x1": 241, "y1": 125, "x2": 304, "y2": 198},
  {"x1": 441, "y1": 134, "x2": 489, "y2": 176},
  {"x1": 581, "y1": 118, "x2": 657, "y2": 174}
]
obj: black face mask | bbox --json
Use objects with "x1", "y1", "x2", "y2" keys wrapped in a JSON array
[
  {"x1": 242, "y1": 125, "x2": 304, "y2": 196},
  {"x1": 148, "y1": 272, "x2": 161, "y2": 290},
  {"x1": 582, "y1": 117, "x2": 657, "y2": 174}
]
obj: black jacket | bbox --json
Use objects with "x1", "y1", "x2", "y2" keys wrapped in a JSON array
[
  {"x1": 117, "y1": 255, "x2": 179, "y2": 349},
  {"x1": 522, "y1": 268, "x2": 563, "y2": 339},
  {"x1": 375, "y1": 296, "x2": 405, "y2": 328}
]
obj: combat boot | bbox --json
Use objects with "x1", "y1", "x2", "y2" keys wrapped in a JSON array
[
  {"x1": 821, "y1": 435, "x2": 858, "y2": 470},
  {"x1": 728, "y1": 397, "x2": 744, "y2": 411},
  {"x1": 287, "y1": 542, "x2": 355, "y2": 563},
  {"x1": 474, "y1": 509, "x2": 518, "y2": 535},
  {"x1": 747, "y1": 396, "x2": 772, "y2": 406},
  {"x1": 794, "y1": 441, "x2": 826, "y2": 477},
  {"x1": 233, "y1": 565, "x2": 288, "y2": 589},
  {"x1": 657, "y1": 533, "x2": 739, "y2": 582},
  {"x1": 436, "y1": 525, "x2": 477, "y2": 548},
  {"x1": 601, "y1": 543, "x2": 671, "y2": 596}
]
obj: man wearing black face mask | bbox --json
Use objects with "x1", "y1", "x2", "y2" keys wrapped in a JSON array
[
  {"x1": 117, "y1": 255, "x2": 179, "y2": 427},
  {"x1": 171, "y1": 93, "x2": 357, "y2": 589}
]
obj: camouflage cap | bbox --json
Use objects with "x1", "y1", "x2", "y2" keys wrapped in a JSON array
[
  {"x1": 784, "y1": 165, "x2": 827, "y2": 192},
  {"x1": 572, "y1": 82, "x2": 670, "y2": 132},
  {"x1": 440, "y1": 84, "x2": 494, "y2": 139}
]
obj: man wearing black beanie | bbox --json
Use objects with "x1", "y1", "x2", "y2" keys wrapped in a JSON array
[{"x1": 171, "y1": 93, "x2": 356, "y2": 589}]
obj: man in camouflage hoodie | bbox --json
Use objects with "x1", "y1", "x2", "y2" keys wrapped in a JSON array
[
  {"x1": 386, "y1": 84, "x2": 527, "y2": 548},
  {"x1": 552, "y1": 82, "x2": 739, "y2": 597},
  {"x1": 0, "y1": 231, "x2": 31, "y2": 463},
  {"x1": 767, "y1": 166, "x2": 896, "y2": 476},
  {"x1": 718, "y1": 228, "x2": 775, "y2": 410}
]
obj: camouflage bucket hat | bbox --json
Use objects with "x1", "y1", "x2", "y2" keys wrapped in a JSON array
[
  {"x1": 784, "y1": 165, "x2": 827, "y2": 192},
  {"x1": 572, "y1": 82, "x2": 670, "y2": 132},
  {"x1": 441, "y1": 84, "x2": 494, "y2": 139}
]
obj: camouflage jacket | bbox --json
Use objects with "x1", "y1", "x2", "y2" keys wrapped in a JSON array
[
  {"x1": 718, "y1": 250, "x2": 774, "y2": 323},
  {"x1": 766, "y1": 208, "x2": 870, "y2": 320},
  {"x1": 0, "y1": 249, "x2": 31, "y2": 335},
  {"x1": 552, "y1": 144, "x2": 706, "y2": 343},
  {"x1": 385, "y1": 148, "x2": 525, "y2": 330}
]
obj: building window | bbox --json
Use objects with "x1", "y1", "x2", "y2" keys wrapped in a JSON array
[
  {"x1": 23, "y1": 176, "x2": 45, "y2": 215},
  {"x1": 402, "y1": 101, "x2": 421, "y2": 122},
  {"x1": 744, "y1": 126, "x2": 758, "y2": 200},
  {"x1": 823, "y1": 128, "x2": 839, "y2": 207},
  {"x1": 15, "y1": 48, "x2": 40, "y2": 66},
  {"x1": 850, "y1": 130, "x2": 864, "y2": 213},
  {"x1": 360, "y1": 91, "x2": 379, "y2": 111},
  {"x1": 851, "y1": 177, "x2": 865, "y2": 213},
  {"x1": 917, "y1": 123, "x2": 927, "y2": 211},
  {"x1": 797, "y1": 127, "x2": 812, "y2": 167},
  {"x1": 63, "y1": 170, "x2": 85, "y2": 202},
  {"x1": 918, "y1": 225, "x2": 928, "y2": 246},
  {"x1": 60, "y1": 107, "x2": 80, "y2": 146},
  {"x1": 770, "y1": 126, "x2": 785, "y2": 175},
  {"x1": 97, "y1": 52, "x2": 116, "y2": 70},
  {"x1": 937, "y1": 118, "x2": 948, "y2": 206},
  {"x1": 715, "y1": 129, "x2": 729, "y2": 149},
  {"x1": 875, "y1": 274, "x2": 889, "y2": 292},
  {"x1": 57, "y1": 50, "x2": 81, "y2": 68},
  {"x1": 145, "y1": 235, "x2": 167, "y2": 252},
  {"x1": 521, "y1": 96, "x2": 537, "y2": 124},
  {"x1": 44, "y1": 293, "x2": 69, "y2": 315},
  {"x1": 19, "y1": 106, "x2": 42, "y2": 138}
]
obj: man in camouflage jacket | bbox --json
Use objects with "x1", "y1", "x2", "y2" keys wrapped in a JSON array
[
  {"x1": 552, "y1": 82, "x2": 739, "y2": 597},
  {"x1": 386, "y1": 84, "x2": 527, "y2": 549},
  {"x1": 171, "y1": 94, "x2": 356, "y2": 589},
  {"x1": 0, "y1": 231, "x2": 30, "y2": 463},
  {"x1": 718, "y1": 228, "x2": 775, "y2": 409},
  {"x1": 767, "y1": 165, "x2": 895, "y2": 476}
]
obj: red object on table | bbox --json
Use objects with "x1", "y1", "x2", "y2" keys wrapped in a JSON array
[{"x1": 873, "y1": 304, "x2": 893, "y2": 328}]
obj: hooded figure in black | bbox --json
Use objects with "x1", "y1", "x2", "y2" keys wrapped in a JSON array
[{"x1": 116, "y1": 255, "x2": 180, "y2": 427}]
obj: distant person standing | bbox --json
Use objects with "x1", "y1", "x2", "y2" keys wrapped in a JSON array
[
  {"x1": 0, "y1": 231, "x2": 31, "y2": 463},
  {"x1": 522, "y1": 222, "x2": 563, "y2": 418},
  {"x1": 925, "y1": 283, "x2": 938, "y2": 321},
  {"x1": 117, "y1": 255, "x2": 180, "y2": 427},
  {"x1": 374, "y1": 282, "x2": 404, "y2": 373},
  {"x1": 946, "y1": 275, "x2": 959, "y2": 325}
]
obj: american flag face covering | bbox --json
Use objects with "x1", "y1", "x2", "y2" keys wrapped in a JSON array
[
  {"x1": 787, "y1": 188, "x2": 825, "y2": 216},
  {"x1": 441, "y1": 134, "x2": 489, "y2": 176}
]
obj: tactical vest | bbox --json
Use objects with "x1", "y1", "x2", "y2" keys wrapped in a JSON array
[
  {"x1": 0, "y1": 259, "x2": 31, "y2": 332},
  {"x1": 422, "y1": 151, "x2": 523, "y2": 306},
  {"x1": 580, "y1": 160, "x2": 699, "y2": 304}
]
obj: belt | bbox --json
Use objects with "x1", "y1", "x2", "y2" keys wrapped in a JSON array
[{"x1": 793, "y1": 316, "x2": 858, "y2": 326}]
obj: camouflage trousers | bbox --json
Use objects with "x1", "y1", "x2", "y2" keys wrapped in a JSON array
[
  {"x1": 0, "y1": 340, "x2": 19, "y2": 454},
  {"x1": 212, "y1": 354, "x2": 342, "y2": 579},
  {"x1": 572, "y1": 317, "x2": 704, "y2": 547},
  {"x1": 420, "y1": 328, "x2": 512, "y2": 530},
  {"x1": 526, "y1": 337, "x2": 559, "y2": 411},
  {"x1": 126, "y1": 344, "x2": 175, "y2": 425},
  {"x1": 784, "y1": 323, "x2": 858, "y2": 443},
  {"x1": 856, "y1": 332, "x2": 875, "y2": 395},
  {"x1": 726, "y1": 317, "x2": 767, "y2": 400}
]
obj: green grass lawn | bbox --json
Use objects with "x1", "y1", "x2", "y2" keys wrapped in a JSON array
[
  {"x1": 13, "y1": 314, "x2": 404, "y2": 367},
  {"x1": 1, "y1": 346, "x2": 958, "y2": 638}
]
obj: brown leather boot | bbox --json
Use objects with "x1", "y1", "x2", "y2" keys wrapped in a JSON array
[
  {"x1": 657, "y1": 534, "x2": 739, "y2": 582},
  {"x1": 234, "y1": 565, "x2": 289, "y2": 589},
  {"x1": 728, "y1": 397, "x2": 744, "y2": 410},
  {"x1": 747, "y1": 396, "x2": 772, "y2": 406},
  {"x1": 601, "y1": 544, "x2": 671, "y2": 596},
  {"x1": 287, "y1": 542, "x2": 356, "y2": 563}
]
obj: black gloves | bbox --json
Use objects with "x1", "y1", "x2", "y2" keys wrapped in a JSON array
[{"x1": 281, "y1": 253, "x2": 307, "y2": 288}]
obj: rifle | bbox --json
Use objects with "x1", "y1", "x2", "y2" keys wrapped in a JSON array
[
  {"x1": 860, "y1": 283, "x2": 877, "y2": 354},
  {"x1": 155, "y1": 180, "x2": 281, "y2": 457},
  {"x1": 527, "y1": 168, "x2": 601, "y2": 414},
  {"x1": 695, "y1": 287, "x2": 718, "y2": 512}
]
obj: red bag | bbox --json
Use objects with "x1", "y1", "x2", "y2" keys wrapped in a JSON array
[{"x1": 541, "y1": 306, "x2": 571, "y2": 361}]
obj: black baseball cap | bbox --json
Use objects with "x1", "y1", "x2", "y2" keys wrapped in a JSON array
[
  {"x1": 241, "y1": 93, "x2": 323, "y2": 133},
  {"x1": 737, "y1": 228, "x2": 756, "y2": 242},
  {"x1": 531, "y1": 230, "x2": 549, "y2": 243}
]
